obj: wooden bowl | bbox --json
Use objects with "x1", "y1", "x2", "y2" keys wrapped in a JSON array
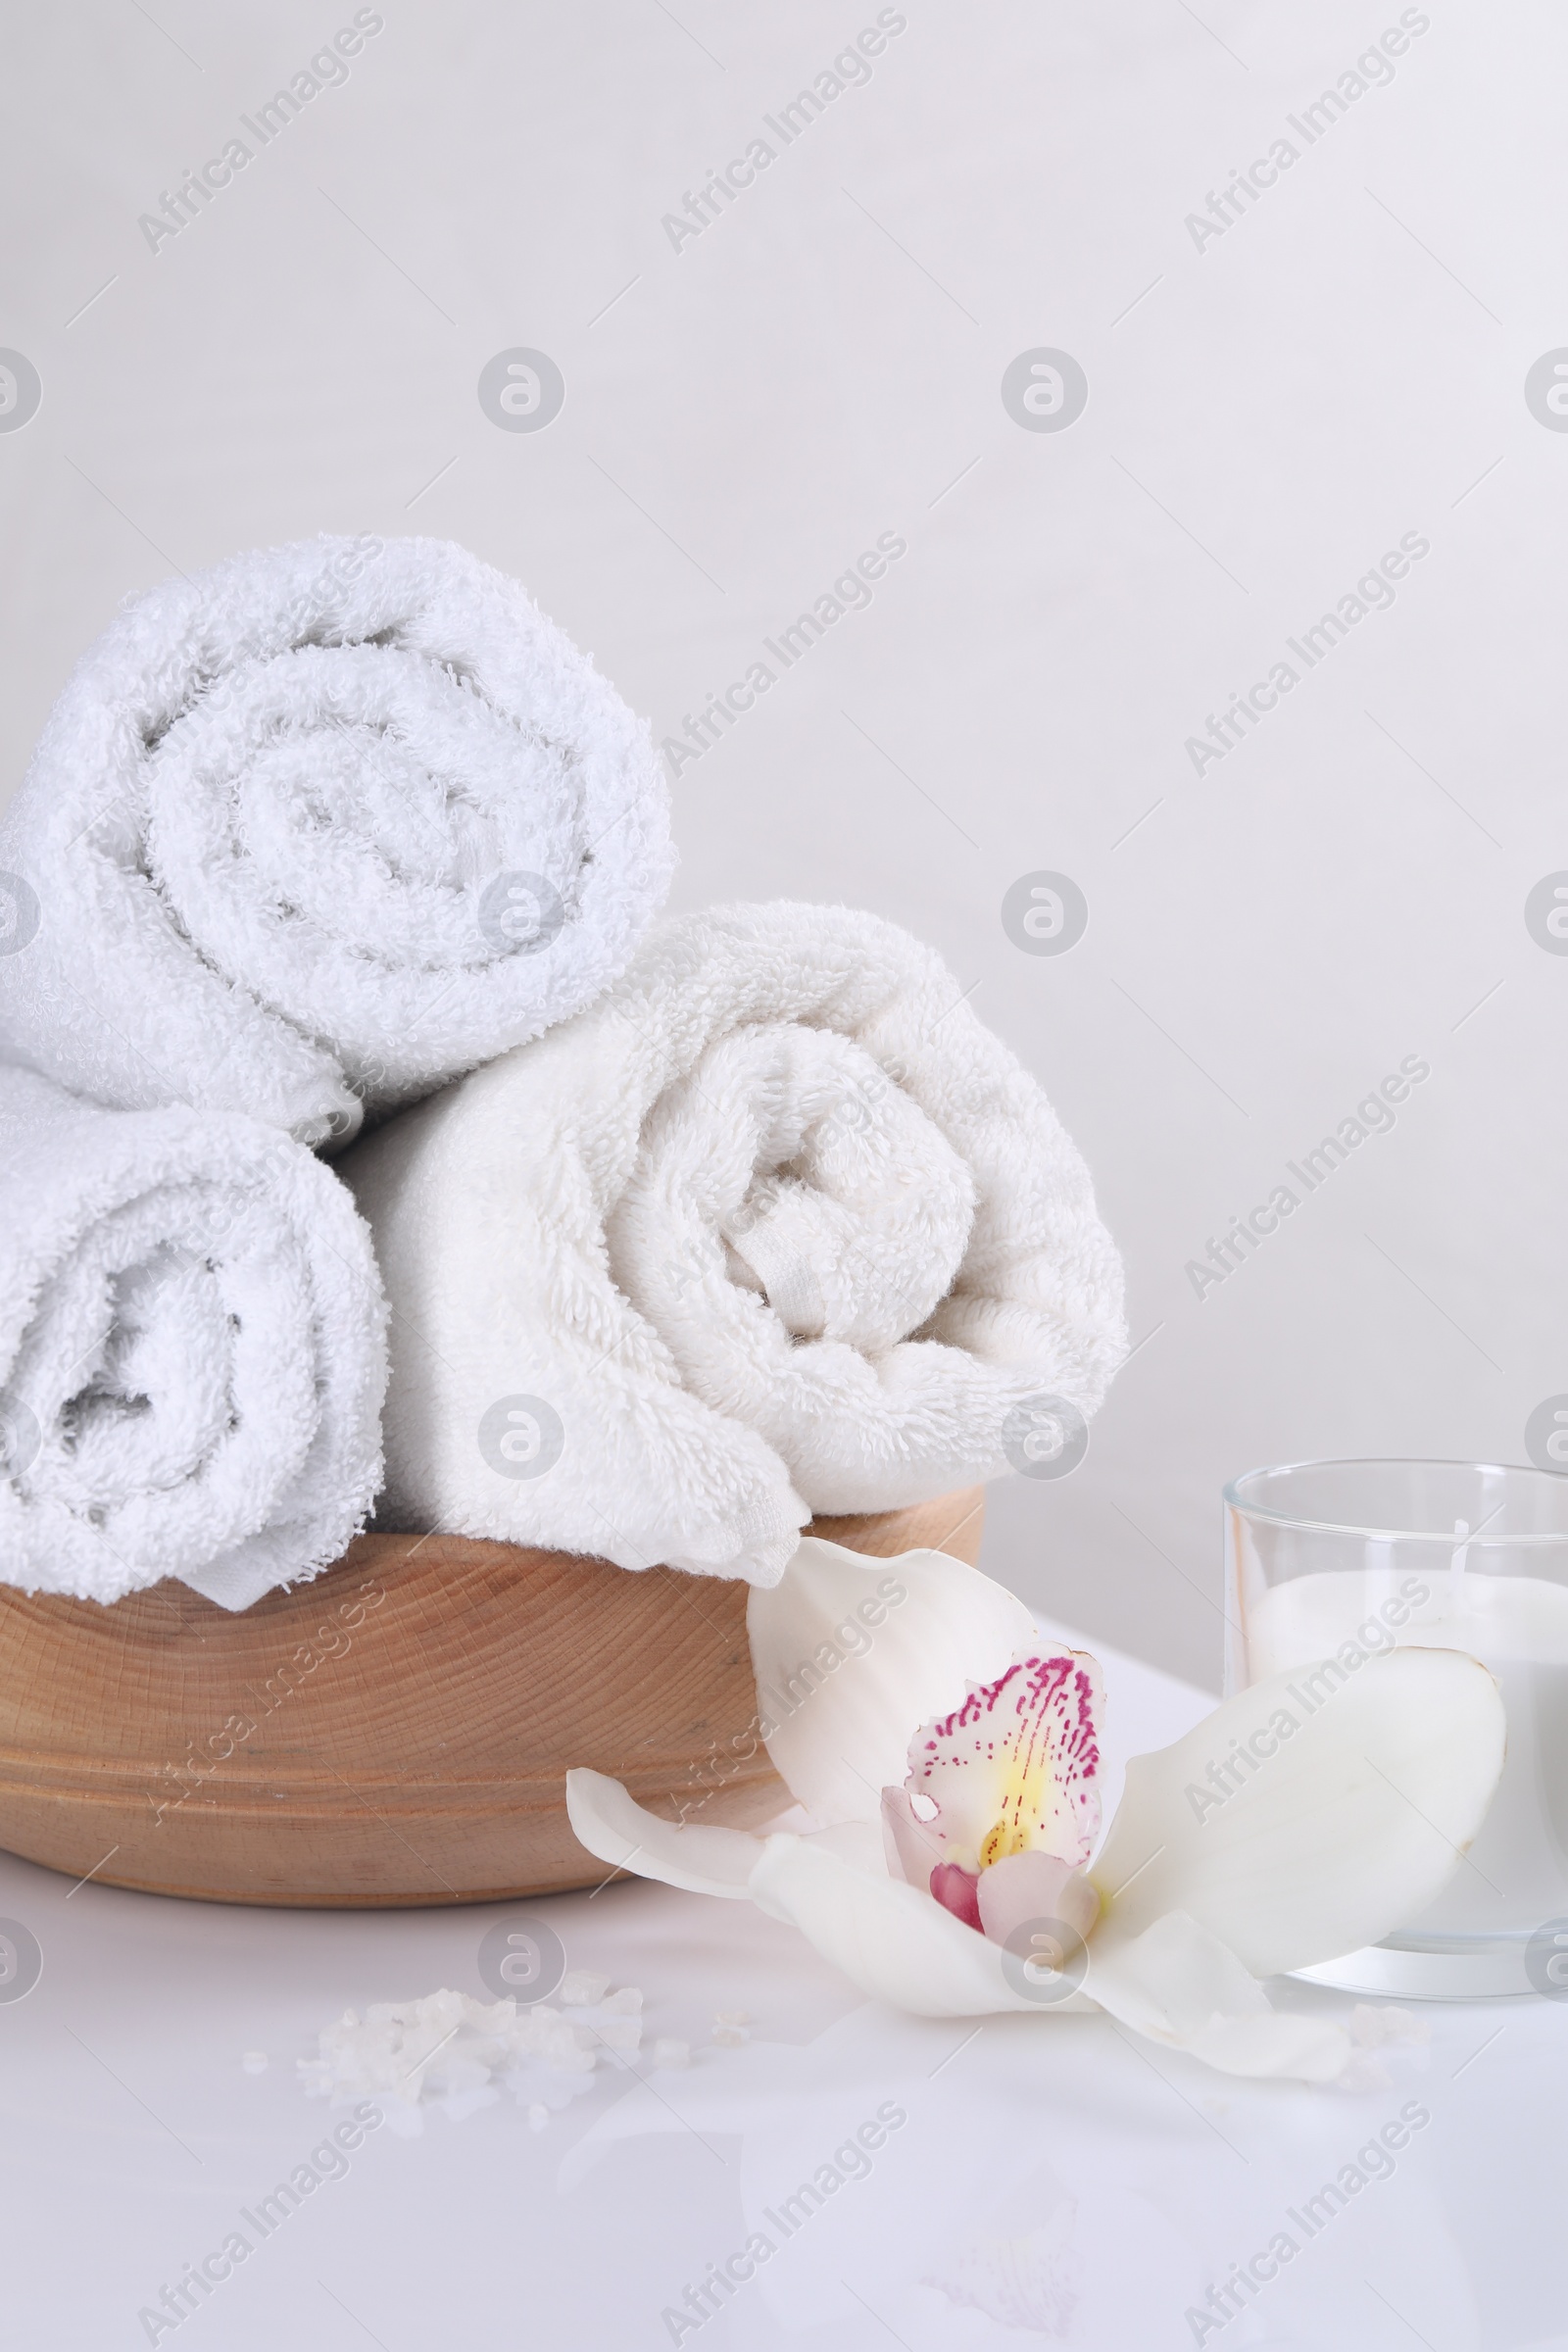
[{"x1": 0, "y1": 1489, "x2": 984, "y2": 1908}]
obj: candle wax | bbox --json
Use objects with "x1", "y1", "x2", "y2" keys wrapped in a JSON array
[{"x1": 1246, "y1": 1570, "x2": 1568, "y2": 1937}]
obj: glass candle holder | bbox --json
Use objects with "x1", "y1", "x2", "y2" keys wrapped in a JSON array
[{"x1": 1225, "y1": 1458, "x2": 1568, "y2": 1999}]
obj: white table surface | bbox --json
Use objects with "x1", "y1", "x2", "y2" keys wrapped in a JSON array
[{"x1": 4, "y1": 1614, "x2": 1563, "y2": 2352}]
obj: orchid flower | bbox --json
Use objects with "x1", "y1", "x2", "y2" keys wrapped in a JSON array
[{"x1": 566, "y1": 1540, "x2": 1505, "y2": 2082}]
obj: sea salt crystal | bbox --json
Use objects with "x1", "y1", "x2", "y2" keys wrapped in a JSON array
[
  {"x1": 298, "y1": 1983, "x2": 645, "y2": 2119},
  {"x1": 559, "y1": 1970, "x2": 612, "y2": 2007},
  {"x1": 652, "y1": 2037, "x2": 691, "y2": 2069},
  {"x1": 1338, "y1": 2002, "x2": 1434, "y2": 2092},
  {"x1": 710, "y1": 2010, "x2": 750, "y2": 2047},
  {"x1": 1349, "y1": 2003, "x2": 1430, "y2": 2050}
]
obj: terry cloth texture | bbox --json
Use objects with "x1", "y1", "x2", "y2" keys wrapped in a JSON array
[
  {"x1": 340, "y1": 902, "x2": 1127, "y2": 1585},
  {"x1": 0, "y1": 1062, "x2": 387, "y2": 1608},
  {"x1": 0, "y1": 534, "x2": 673, "y2": 1148}
]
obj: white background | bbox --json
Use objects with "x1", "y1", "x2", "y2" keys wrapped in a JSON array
[{"x1": 3, "y1": 1, "x2": 1565, "y2": 1689}]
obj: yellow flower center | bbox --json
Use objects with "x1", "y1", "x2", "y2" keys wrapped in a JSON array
[{"x1": 978, "y1": 1761, "x2": 1050, "y2": 1870}]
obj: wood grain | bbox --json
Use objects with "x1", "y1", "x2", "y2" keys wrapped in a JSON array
[{"x1": 0, "y1": 1488, "x2": 985, "y2": 1908}]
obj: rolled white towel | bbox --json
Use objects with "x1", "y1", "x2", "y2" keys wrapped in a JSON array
[
  {"x1": 0, "y1": 1062, "x2": 387, "y2": 1608},
  {"x1": 0, "y1": 535, "x2": 672, "y2": 1147},
  {"x1": 340, "y1": 902, "x2": 1127, "y2": 1584}
]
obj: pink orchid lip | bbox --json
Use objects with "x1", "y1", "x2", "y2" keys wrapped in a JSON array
[
  {"x1": 930, "y1": 1861, "x2": 982, "y2": 1932},
  {"x1": 901, "y1": 1648, "x2": 1102, "y2": 1862},
  {"x1": 882, "y1": 1646, "x2": 1106, "y2": 1942}
]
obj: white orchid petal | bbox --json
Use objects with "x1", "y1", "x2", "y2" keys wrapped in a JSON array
[
  {"x1": 747, "y1": 1539, "x2": 1037, "y2": 1826},
  {"x1": 976, "y1": 1851, "x2": 1101, "y2": 1949},
  {"x1": 1086, "y1": 1911, "x2": 1351, "y2": 2083},
  {"x1": 747, "y1": 1833, "x2": 1053, "y2": 2017},
  {"x1": 796, "y1": 1817, "x2": 888, "y2": 1873},
  {"x1": 881, "y1": 1783, "x2": 946, "y2": 1886},
  {"x1": 564, "y1": 1768, "x2": 762, "y2": 1898},
  {"x1": 1090, "y1": 1647, "x2": 1506, "y2": 1977}
]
